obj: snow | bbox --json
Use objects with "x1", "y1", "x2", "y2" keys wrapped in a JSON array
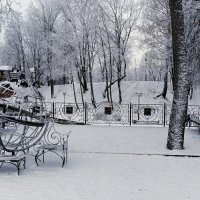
[
  {"x1": 39, "y1": 81, "x2": 172, "y2": 104},
  {"x1": 0, "y1": 65, "x2": 13, "y2": 71},
  {"x1": 1, "y1": 81, "x2": 200, "y2": 199},
  {"x1": 1, "y1": 125, "x2": 200, "y2": 200},
  {"x1": 39, "y1": 81, "x2": 200, "y2": 105}
]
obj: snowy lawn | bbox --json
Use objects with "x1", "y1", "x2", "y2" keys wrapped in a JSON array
[{"x1": 1, "y1": 125, "x2": 200, "y2": 200}]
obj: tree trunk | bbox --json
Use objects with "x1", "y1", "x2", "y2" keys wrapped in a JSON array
[
  {"x1": 105, "y1": 68, "x2": 110, "y2": 101},
  {"x1": 117, "y1": 78, "x2": 122, "y2": 104},
  {"x1": 81, "y1": 67, "x2": 88, "y2": 93},
  {"x1": 50, "y1": 79, "x2": 54, "y2": 98},
  {"x1": 72, "y1": 77, "x2": 79, "y2": 109},
  {"x1": 77, "y1": 71, "x2": 84, "y2": 106},
  {"x1": 162, "y1": 72, "x2": 168, "y2": 99},
  {"x1": 167, "y1": 0, "x2": 190, "y2": 150}
]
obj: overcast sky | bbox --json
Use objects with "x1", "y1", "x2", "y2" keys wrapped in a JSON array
[{"x1": 15, "y1": 0, "x2": 31, "y2": 14}]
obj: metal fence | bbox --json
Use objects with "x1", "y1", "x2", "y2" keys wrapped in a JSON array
[
  {"x1": 45, "y1": 102, "x2": 200, "y2": 126},
  {"x1": 87, "y1": 102, "x2": 130, "y2": 125}
]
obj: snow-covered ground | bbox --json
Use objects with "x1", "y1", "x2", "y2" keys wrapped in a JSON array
[
  {"x1": 1, "y1": 81, "x2": 200, "y2": 199},
  {"x1": 39, "y1": 81, "x2": 200, "y2": 105},
  {"x1": 1, "y1": 125, "x2": 200, "y2": 200}
]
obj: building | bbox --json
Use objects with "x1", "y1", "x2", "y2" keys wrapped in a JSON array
[{"x1": 0, "y1": 65, "x2": 13, "y2": 81}]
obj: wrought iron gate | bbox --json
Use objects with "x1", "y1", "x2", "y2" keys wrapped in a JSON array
[
  {"x1": 87, "y1": 102, "x2": 130, "y2": 125},
  {"x1": 131, "y1": 104, "x2": 164, "y2": 125},
  {"x1": 49, "y1": 102, "x2": 85, "y2": 123},
  {"x1": 166, "y1": 104, "x2": 199, "y2": 127},
  {"x1": 45, "y1": 102, "x2": 200, "y2": 126}
]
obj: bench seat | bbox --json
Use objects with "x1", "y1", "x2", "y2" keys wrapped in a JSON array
[{"x1": 0, "y1": 154, "x2": 26, "y2": 175}]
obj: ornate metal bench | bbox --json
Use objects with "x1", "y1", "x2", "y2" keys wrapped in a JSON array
[
  {"x1": 0, "y1": 102, "x2": 51, "y2": 175},
  {"x1": 35, "y1": 119, "x2": 71, "y2": 167}
]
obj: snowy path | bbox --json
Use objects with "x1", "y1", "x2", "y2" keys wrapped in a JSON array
[{"x1": 1, "y1": 125, "x2": 200, "y2": 200}]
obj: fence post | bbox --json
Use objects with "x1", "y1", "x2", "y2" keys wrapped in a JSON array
[
  {"x1": 84, "y1": 102, "x2": 87, "y2": 125},
  {"x1": 129, "y1": 103, "x2": 132, "y2": 126},
  {"x1": 164, "y1": 103, "x2": 166, "y2": 127},
  {"x1": 52, "y1": 102, "x2": 55, "y2": 119}
]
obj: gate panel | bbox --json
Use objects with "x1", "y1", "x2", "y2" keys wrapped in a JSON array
[
  {"x1": 53, "y1": 102, "x2": 85, "y2": 123},
  {"x1": 87, "y1": 102, "x2": 129, "y2": 125},
  {"x1": 166, "y1": 105, "x2": 199, "y2": 127},
  {"x1": 132, "y1": 104, "x2": 164, "y2": 125}
]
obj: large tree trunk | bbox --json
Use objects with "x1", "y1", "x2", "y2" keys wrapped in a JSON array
[{"x1": 167, "y1": 0, "x2": 190, "y2": 150}]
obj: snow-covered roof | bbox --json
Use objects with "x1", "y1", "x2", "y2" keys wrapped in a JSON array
[{"x1": 0, "y1": 65, "x2": 13, "y2": 71}]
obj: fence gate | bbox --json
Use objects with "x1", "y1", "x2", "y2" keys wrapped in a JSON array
[
  {"x1": 50, "y1": 102, "x2": 85, "y2": 123},
  {"x1": 45, "y1": 102, "x2": 200, "y2": 126},
  {"x1": 87, "y1": 102, "x2": 130, "y2": 125},
  {"x1": 166, "y1": 104, "x2": 199, "y2": 127},
  {"x1": 132, "y1": 104, "x2": 164, "y2": 125}
]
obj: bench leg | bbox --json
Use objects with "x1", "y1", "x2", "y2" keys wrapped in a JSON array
[
  {"x1": 42, "y1": 150, "x2": 45, "y2": 162},
  {"x1": 62, "y1": 157, "x2": 65, "y2": 168},
  {"x1": 35, "y1": 151, "x2": 40, "y2": 167},
  {"x1": 17, "y1": 161, "x2": 20, "y2": 175},
  {"x1": 23, "y1": 157, "x2": 26, "y2": 169}
]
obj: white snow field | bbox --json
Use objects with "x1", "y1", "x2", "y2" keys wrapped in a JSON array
[
  {"x1": 1, "y1": 124, "x2": 200, "y2": 200},
  {"x1": 39, "y1": 81, "x2": 200, "y2": 105}
]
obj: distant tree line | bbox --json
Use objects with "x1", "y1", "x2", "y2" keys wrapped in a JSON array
[{"x1": 0, "y1": 0, "x2": 141, "y2": 106}]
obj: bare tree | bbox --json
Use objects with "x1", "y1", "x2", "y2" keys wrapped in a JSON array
[
  {"x1": 0, "y1": 0, "x2": 13, "y2": 30},
  {"x1": 31, "y1": 0, "x2": 60, "y2": 97},
  {"x1": 99, "y1": 0, "x2": 140, "y2": 104},
  {"x1": 184, "y1": 0, "x2": 200, "y2": 98},
  {"x1": 140, "y1": 0, "x2": 172, "y2": 99},
  {"x1": 2, "y1": 11, "x2": 27, "y2": 75}
]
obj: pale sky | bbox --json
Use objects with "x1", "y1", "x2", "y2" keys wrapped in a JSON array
[
  {"x1": 14, "y1": 0, "x2": 31, "y2": 14},
  {"x1": 0, "y1": 0, "x2": 31, "y2": 42}
]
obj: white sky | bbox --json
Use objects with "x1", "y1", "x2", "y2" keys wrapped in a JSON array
[
  {"x1": 14, "y1": 0, "x2": 31, "y2": 14},
  {"x1": 0, "y1": 0, "x2": 30, "y2": 44}
]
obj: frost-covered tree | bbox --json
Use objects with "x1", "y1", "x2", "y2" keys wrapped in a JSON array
[
  {"x1": 0, "y1": 0, "x2": 13, "y2": 30},
  {"x1": 1, "y1": 11, "x2": 27, "y2": 75},
  {"x1": 184, "y1": 0, "x2": 200, "y2": 98},
  {"x1": 140, "y1": 0, "x2": 172, "y2": 99},
  {"x1": 30, "y1": 0, "x2": 61, "y2": 97},
  {"x1": 139, "y1": 50, "x2": 164, "y2": 81},
  {"x1": 23, "y1": 10, "x2": 47, "y2": 86},
  {"x1": 167, "y1": 0, "x2": 190, "y2": 150},
  {"x1": 98, "y1": 0, "x2": 141, "y2": 104}
]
